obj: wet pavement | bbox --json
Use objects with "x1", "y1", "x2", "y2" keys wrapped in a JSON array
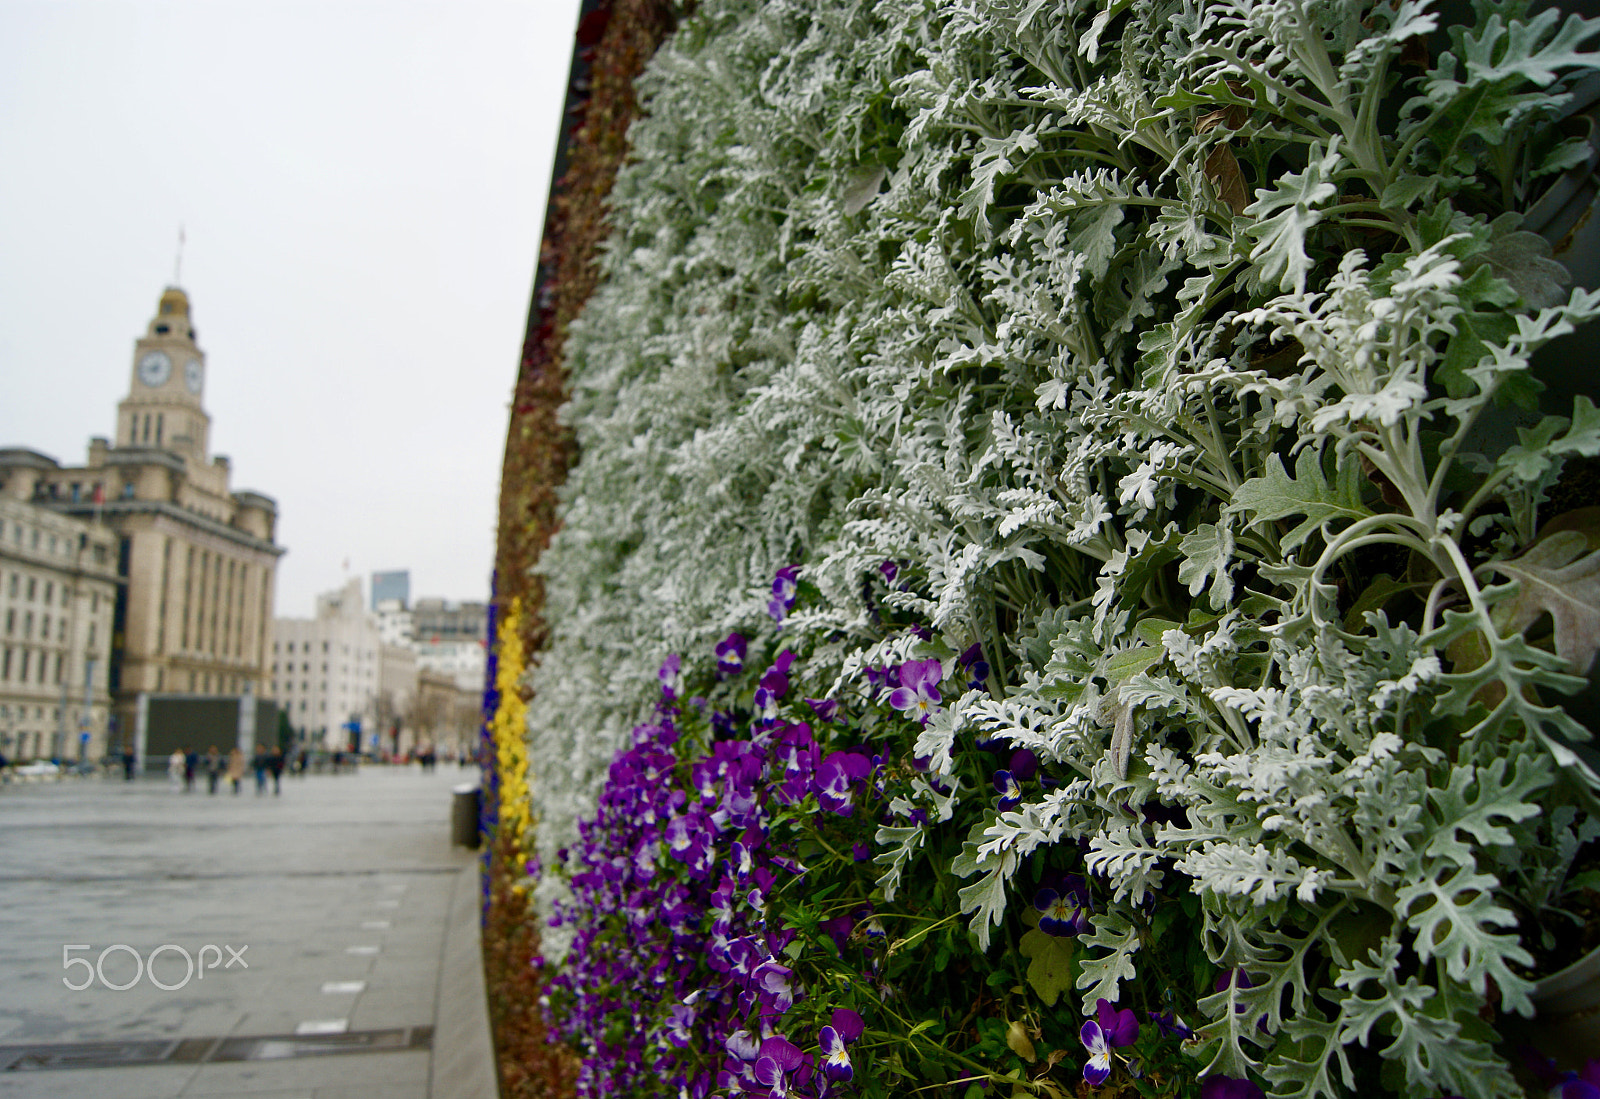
[{"x1": 0, "y1": 763, "x2": 495, "y2": 1099}]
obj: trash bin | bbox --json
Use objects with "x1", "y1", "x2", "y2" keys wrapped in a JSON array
[{"x1": 451, "y1": 784, "x2": 481, "y2": 849}]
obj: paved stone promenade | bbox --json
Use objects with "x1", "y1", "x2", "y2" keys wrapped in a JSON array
[{"x1": 0, "y1": 764, "x2": 496, "y2": 1099}]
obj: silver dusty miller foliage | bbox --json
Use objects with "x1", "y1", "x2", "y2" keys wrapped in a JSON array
[{"x1": 526, "y1": 0, "x2": 1600, "y2": 1094}]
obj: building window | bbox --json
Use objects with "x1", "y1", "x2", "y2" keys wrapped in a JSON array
[
  {"x1": 88, "y1": 622, "x2": 96, "y2": 650},
  {"x1": 27, "y1": 578, "x2": 35, "y2": 601},
  {"x1": 39, "y1": 616, "x2": 47, "y2": 640},
  {"x1": 1, "y1": 649, "x2": 9, "y2": 680},
  {"x1": 44, "y1": 582, "x2": 52, "y2": 603}
]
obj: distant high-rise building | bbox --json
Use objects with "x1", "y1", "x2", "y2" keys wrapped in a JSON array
[
  {"x1": 371, "y1": 570, "x2": 410, "y2": 610},
  {"x1": 0, "y1": 287, "x2": 283, "y2": 749}
]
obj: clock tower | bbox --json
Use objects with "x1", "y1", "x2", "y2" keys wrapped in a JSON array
[
  {"x1": 116, "y1": 286, "x2": 210, "y2": 463},
  {"x1": 0, "y1": 281, "x2": 283, "y2": 751}
]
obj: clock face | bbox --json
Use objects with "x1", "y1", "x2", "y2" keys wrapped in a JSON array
[
  {"x1": 137, "y1": 350, "x2": 171, "y2": 387},
  {"x1": 185, "y1": 358, "x2": 203, "y2": 394}
]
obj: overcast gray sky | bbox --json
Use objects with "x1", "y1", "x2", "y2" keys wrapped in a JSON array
[{"x1": 0, "y1": 0, "x2": 579, "y2": 617}]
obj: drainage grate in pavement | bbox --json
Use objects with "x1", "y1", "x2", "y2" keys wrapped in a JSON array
[{"x1": 0, "y1": 1027, "x2": 431, "y2": 1071}]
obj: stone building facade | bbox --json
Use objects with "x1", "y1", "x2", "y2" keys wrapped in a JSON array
[
  {"x1": 0, "y1": 497, "x2": 119, "y2": 761},
  {"x1": 0, "y1": 287, "x2": 283, "y2": 745},
  {"x1": 272, "y1": 579, "x2": 381, "y2": 751}
]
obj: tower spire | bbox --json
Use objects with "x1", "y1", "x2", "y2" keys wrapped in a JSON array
[{"x1": 173, "y1": 225, "x2": 185, "y2": 286}]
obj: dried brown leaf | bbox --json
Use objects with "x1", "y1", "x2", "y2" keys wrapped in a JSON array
[
  {"x1": 1491, "y1": 529, "x2": 1600, "y2": 674},
  {"x1": 1204, "y1": 144, "x2": 1249, "y2": 214}
]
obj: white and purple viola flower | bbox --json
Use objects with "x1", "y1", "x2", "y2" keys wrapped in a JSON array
[
  {"x1": 1034, "y1": 873, "x2": 1091, "y2": 936},
  {"x1": 887, "y1": 658, "x2": 943, "y2": 723},
  {"x1": 1080, "y1": 998, "x2": 1139, "y2": 1086},
  {"x1": 818, "y1": 1008, "x2": 865, "y2": 1083},
  {"x1": 817, "y1": 751, "x2": 873, "y2": 815},
  {"x1": 992, "y1": 769, "x2": 1022, "y2": 811},
  {"x1": 715, "y1": 632, "x2": 747, "y2": 676},
  {"x1": 751, "y1": 1033, "x2": 810, "y2": 1098},
  {"x1": 768, "y1": 565, "x2": 800, "y2": 623},
  {"x1": 658, "y1": 653, "x2": 683, "y2": 699}
]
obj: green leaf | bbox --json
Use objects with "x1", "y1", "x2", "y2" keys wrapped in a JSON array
[
  {"x1": 1104, "y1": 644, "x2": 1161, "y2": 684},
  {"x1": 1018, "y1": 928, "x2": 1075, "y2": 1006},
  {"x1": 1134, "y1": 617, "x2": 1181, "y2": 646},
  {"x1": 1465, "y1": 213, "x2": 1570, "y2": 310},
  {"x1": 1459, "y1": 9, "x2": 1600, "y2": 88},
  {"x1": 1396, "y1": 863, "x2": 1536, "y2": 1014},
  {"x1": 1076, "y1": 910, "x2": 1140, "y2": 1013},
  {"x1": 1379, "y1": 175, "x2": 1436, "y2": 210},
  {"x1": 1342, "y1": 574, "x2": 1411, "y2": 632},
  {"x1": 1423, "y1": 753, "x2": 1550, "y2": 871},
  {"x1": 1438, "y1": 260, "x2": 1522, "y2": 401},
  {"x1": 1178, "y1": 522, "x2": 1235, "y2": 604},
  {"x1": 1242, "y1": 141, "x2": 1342, "y2": 293},
  {"x1": 1228, "y1": 448, "x2": 1370, "y2": 552},
  {"x1": 1334, "y1": 939, "x2": 1517, "y2": 1099}
]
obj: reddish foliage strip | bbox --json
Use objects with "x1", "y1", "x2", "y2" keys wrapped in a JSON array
[
  {"x1": 485, "y1": 2, "x2": 679, "y2": 1097},
  {"x1": 493, "y1": 0, "x2": 678, "y2": 656}
]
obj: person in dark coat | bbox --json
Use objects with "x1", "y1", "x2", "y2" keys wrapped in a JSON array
[
  {"x1": 252, "y1": 747, "x2": 268, "y2": 795},
  {"x1": 184, "y1": 749, "x2": 198, "y2": 793},
  {"x1": 268, "y1": 747, "x2": 285, "y2": 795},
  {"x1": 203, "y1": 746, "x2": 223, "y2": 795}
]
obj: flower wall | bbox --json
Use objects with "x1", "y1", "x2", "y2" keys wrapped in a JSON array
[{"x1": 515, "y1": 0, "x2": 1600, "y2": 1095}]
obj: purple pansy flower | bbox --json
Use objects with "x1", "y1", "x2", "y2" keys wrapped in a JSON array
[
  {"x1": 1009, "y1": 749, "x2": 1038, "y2": 780},
  {"x1": 768, "y1": 566, "x2": 800, "y2": 622},
  {"x1": 818, "y1": 751, "x2": 873, "y2": 815},
  {"x1": 1034, "y1": 876, "x2": 1090, "y2": 936},
  {"x1": 818, "y1": 1011, "x2": 865, "y2": 1085},
  {"x1": 993, "y1": 770, "x2": 1022, "y2": 810},
  {"x1": 1148, "y1": 1010, "x2": 1194, "y2": 1039},
  {"x1": 879, "y1": 560, "x2": 898, "y2": 584},
  {"x1": 659, "y1": 654, "x2": 682, "y2": 698},
  {"x1": 752, "y1": 958, "x2": 797, "y2": 1012},
  {"x1": 1200, "y1": 1076, "x2": 1266, "y2": 1099},
  {"x1": 1557, "y1": 1060, "x2": 1600, "y2": 1099},
  {"x1": 752, "y1": 1034, "x2": 808, "y2": 1095},
  {"x1": 1080, "y1": 999, "x2": 1138, "y2": 1086},
  {"x1": 806, "y1": 697, "x2": 839, "y2": 723},
  {"x1": 959, "y1": 641, "x2": 991, "y2": 689},
  {"x1": 888, "y1": 658, "x2": 943, "y2": 723},
  {"x1": 716, "y1": 633, "x2": 748, "y2": 676}
]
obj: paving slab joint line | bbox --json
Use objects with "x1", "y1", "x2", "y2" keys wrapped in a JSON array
[{"x1": 430, "y1": 860, "x2": 499, "y2": 1099}]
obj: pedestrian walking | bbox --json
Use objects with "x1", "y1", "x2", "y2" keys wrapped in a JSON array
[
  {"x1": 226, "y1": 747, "x2": 245, "y2": 795},
  {"x1": 204, "y1": 746, "x2": 222, "y2": 794},
  {"x1": 184, "y1": 749, "x2": 198, "y2": 792},
  {"x1": 252, "y1": 747, "x2": 268, "y2": 795},
  {"x1": 167, "y1": 748, "x2": 184, "y2": 792},
  {"x1": 268, "y1": 746, "x2": 284, "y2": 795}
]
